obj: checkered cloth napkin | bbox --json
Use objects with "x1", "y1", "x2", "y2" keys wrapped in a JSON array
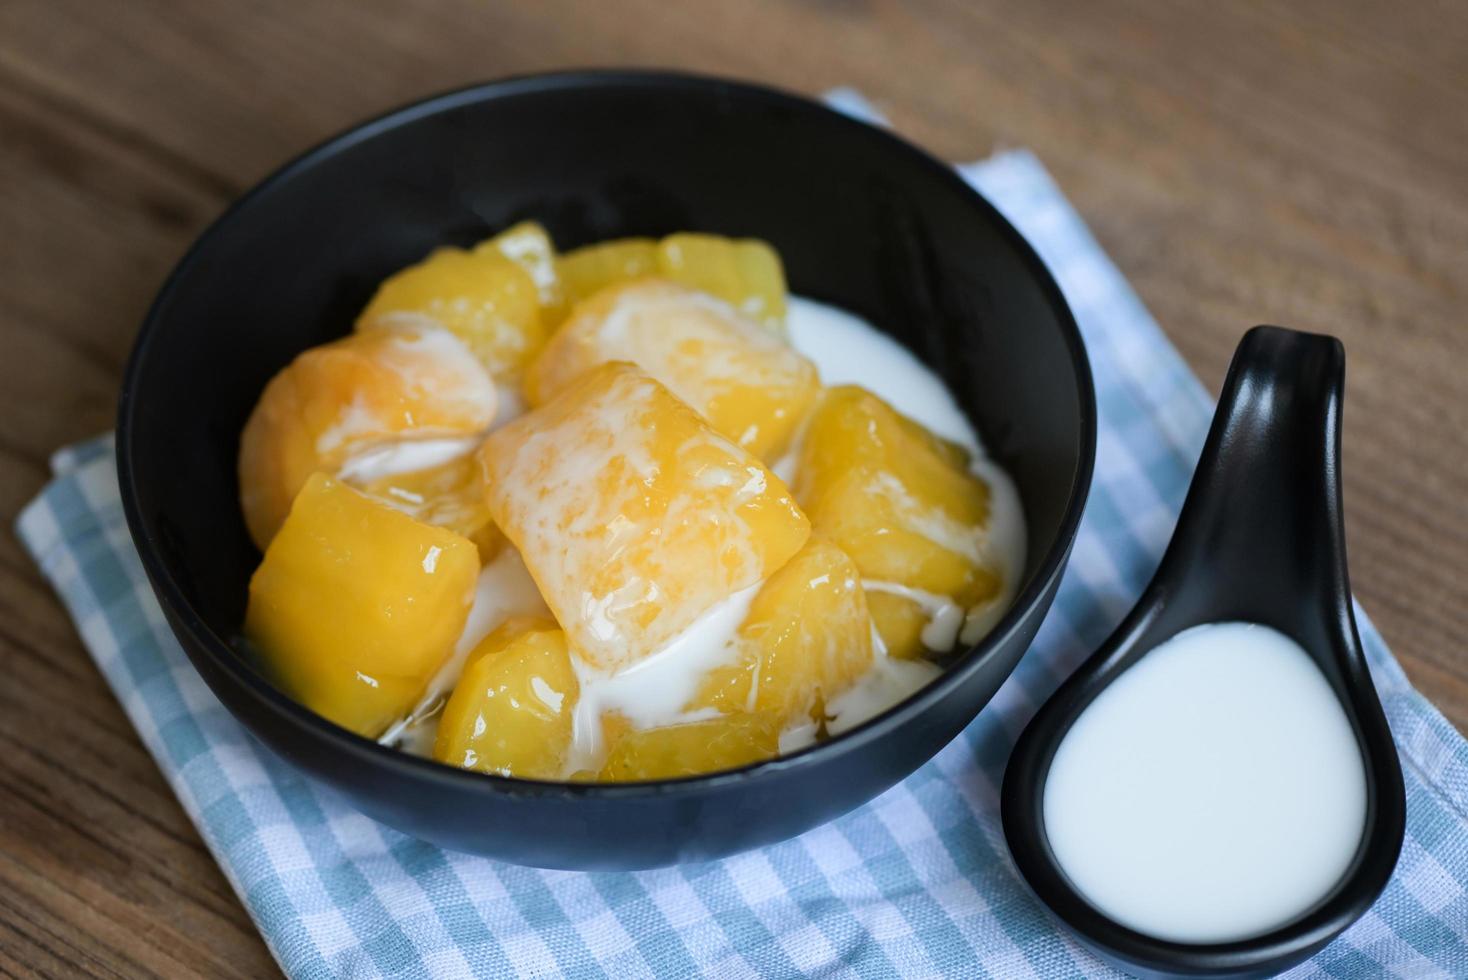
[{"x1": 18, "y1": 98, "x2": 1468, "y2": 978}]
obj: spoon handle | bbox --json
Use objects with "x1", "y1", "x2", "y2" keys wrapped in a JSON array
[{"x1": 1155, "y1": 325, "x2": 1350, "y2": 631}]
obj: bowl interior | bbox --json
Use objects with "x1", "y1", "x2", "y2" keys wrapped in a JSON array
[{"x1": 121, "y1": 72, "x2": 1091, "y2": 776}]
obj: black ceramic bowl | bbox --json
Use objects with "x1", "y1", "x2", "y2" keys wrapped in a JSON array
[{"x1": 118, "y1": 71, "x2": 1096, "y2": 869}]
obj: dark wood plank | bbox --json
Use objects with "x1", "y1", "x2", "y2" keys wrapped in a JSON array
[{"x1": 0, "y1": 1, "x2": 1463, "y2": 975}]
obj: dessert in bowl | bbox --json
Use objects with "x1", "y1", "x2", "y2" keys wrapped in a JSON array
[
  {"x1": 119, "y1": 72, "x2": 1094, "y2": 867},
  {"x1": 238, "y1": 226, "x2": 1028, "y2": 781}
]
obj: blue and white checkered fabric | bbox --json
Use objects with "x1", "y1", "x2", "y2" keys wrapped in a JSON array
[{"x1": 18, "y1": 130, "x2": 1468, "y2": 977}]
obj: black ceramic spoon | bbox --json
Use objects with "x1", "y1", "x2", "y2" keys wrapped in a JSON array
[{"x1": 1001, "y1": 326, "x2": 1405, "y2": 979}]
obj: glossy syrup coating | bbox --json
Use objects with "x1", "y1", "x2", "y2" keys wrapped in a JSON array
[
  {"x1": 244, "y1": 474, "x2": 480, "y2": 737},
  {"x1": 484, "y1": 221, "x2": 566, "y2": 324},
  {"x1": 525, "y1": 279, "x2": 818, "y2": 460},
  {"x1": 358, "y1": 237, "x2": 545, "y2": 382},
  {"x1": 655, "y1": 233, "x2": 787, "y2": 332},
  {"x1": 557, "y1": 232, "x2": 787, "y2": 332},
  {"x1": 237, "y1": 321, "x2": 497, "y2": 550},
  {"x1": 433, "y1": 617, "x2": 578, "y2": 780},
  {"x1": 795, "y1": 385, "x2": 1001, "y2": 656},
  {"x1": 556, "y1": 237, "x2": 658, "y2": 309},
  {"x1": 481, "y1": 362, "x2": 810, "y2": 673},
  {"x1": 598, "y1": 713, "x2": 783, "y2": 782},
  {"x1": 865, "y1": 591, "x2": 931, "y2": 660},
  {"x1": 348, "y1": 451, "x2": 504, "y2": 563},
  {"x1": 689, "y1": 537, "x2": 873, "y2": 726}
]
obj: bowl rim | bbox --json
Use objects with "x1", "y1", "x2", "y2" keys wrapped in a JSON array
[{"x1": 117, "y1": 68, "x2": 1098, "y2": 799}]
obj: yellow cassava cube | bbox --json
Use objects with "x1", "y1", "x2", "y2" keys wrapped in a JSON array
[
  {"x1": 433, "y1": 618, "x2": 578, "y2": 779},
  {"x1": 866, "y1": 591, "x2": 931, "y2": 660},
  {"x1": 481, "y1": 363, "x2": 810, "y2": 672},
  {"x1": 795, "y1": 386, "x2": 1002, "y2": 629},
  {"x1": 597, "y1": 714, "x2": 782, "y2": 781},
  {"x1": 525, "y1": 279, "x2": 818, "y2": 459},
  {"x1": 237, "y1": 322, "x2": 496, "y2": 550},
  {"x1": 557, "y1": 232, "x2": 787, "y2": 332},
  {"x1": 557, "y1": 237, "x2": 659, "y2": 309},
  {"x1": 244, "y1": 473, "x2": 480, "y2": 737},
  {"x1": 358, "y1": 243, "x2": 545, "y2": 380},
  {"x1": 656, "y1": 233, "x2": 786, "y2": 332},
  {"x1": 478, "y1": 221, "x2": 565, "y2": 324},
  {"x1": 691, "y1": 538, "x2": 873, "y2": 724},
  {"x1": 348, "y1": 451, "x2": 503, "y2": 563}
]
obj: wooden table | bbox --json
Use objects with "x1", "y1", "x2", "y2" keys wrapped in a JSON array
[{"x1": 2, "y1": 1, "x2": 1463, "y2": 975}]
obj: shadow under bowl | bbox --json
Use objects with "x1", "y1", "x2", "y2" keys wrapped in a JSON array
[{"x1": 118, "y1": 70, "x2": 1096, "y2": 869}]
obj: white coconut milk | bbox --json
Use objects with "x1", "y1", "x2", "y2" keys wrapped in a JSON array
[{"x1": 1043, "y1": 622, "x2": 1368, "y2": 944}]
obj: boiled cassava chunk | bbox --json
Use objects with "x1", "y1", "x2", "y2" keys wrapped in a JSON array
[
  {"x1": 480, "y1": 362, "x2": 810, "y2": 672},
  {"x1": 244, "y1": 474, "x2": 480, "y2": 737},
  {"x1": 794, "y1": 386, "x2": 1002, "y2": 652},
  {"x1": 866, "y1": 590, "x2": 931, "y2": 661},
  {"x1": 237, "y1": 322, "x2": 496, "y2": 550},
  {"x1": 479, "y1": 221, "x2": 565, "y2": 325},
  {"x1": 690, "y1": 538, "x2": 872, "y2": 724},
  {"x1": 433, "y1": 617, "x2": 578, "y2": 779},
  {"x1": 656, "y1": 233, "x2": 786, "y2": 332},
  {"x1": 556, "y1": 237, "x2": 658, "y2": 309},
  {"x1": 597, "y1": 713, "x2": 782, "y2": 781},
  {"x1": 347, "y1": 451, "x2": 503, "y2": 563},
  {"x1": 358, "y1": 242, "x2": 544, "y2": 380},
  {"x1": 557, "y1": 232, "x2": 786, "y2": 332},
  {"x1": 525, "y1": 279, "x2": 817, "y2": 459}
]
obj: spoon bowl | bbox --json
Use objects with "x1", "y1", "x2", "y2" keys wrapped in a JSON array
[{"x1": 1002, "y1": 326, "x2": 1405, "y2": 978}]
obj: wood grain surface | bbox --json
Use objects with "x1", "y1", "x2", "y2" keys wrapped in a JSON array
[{"x1": 1, "y1": 1, "x2": 1463, "y2": 975}]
